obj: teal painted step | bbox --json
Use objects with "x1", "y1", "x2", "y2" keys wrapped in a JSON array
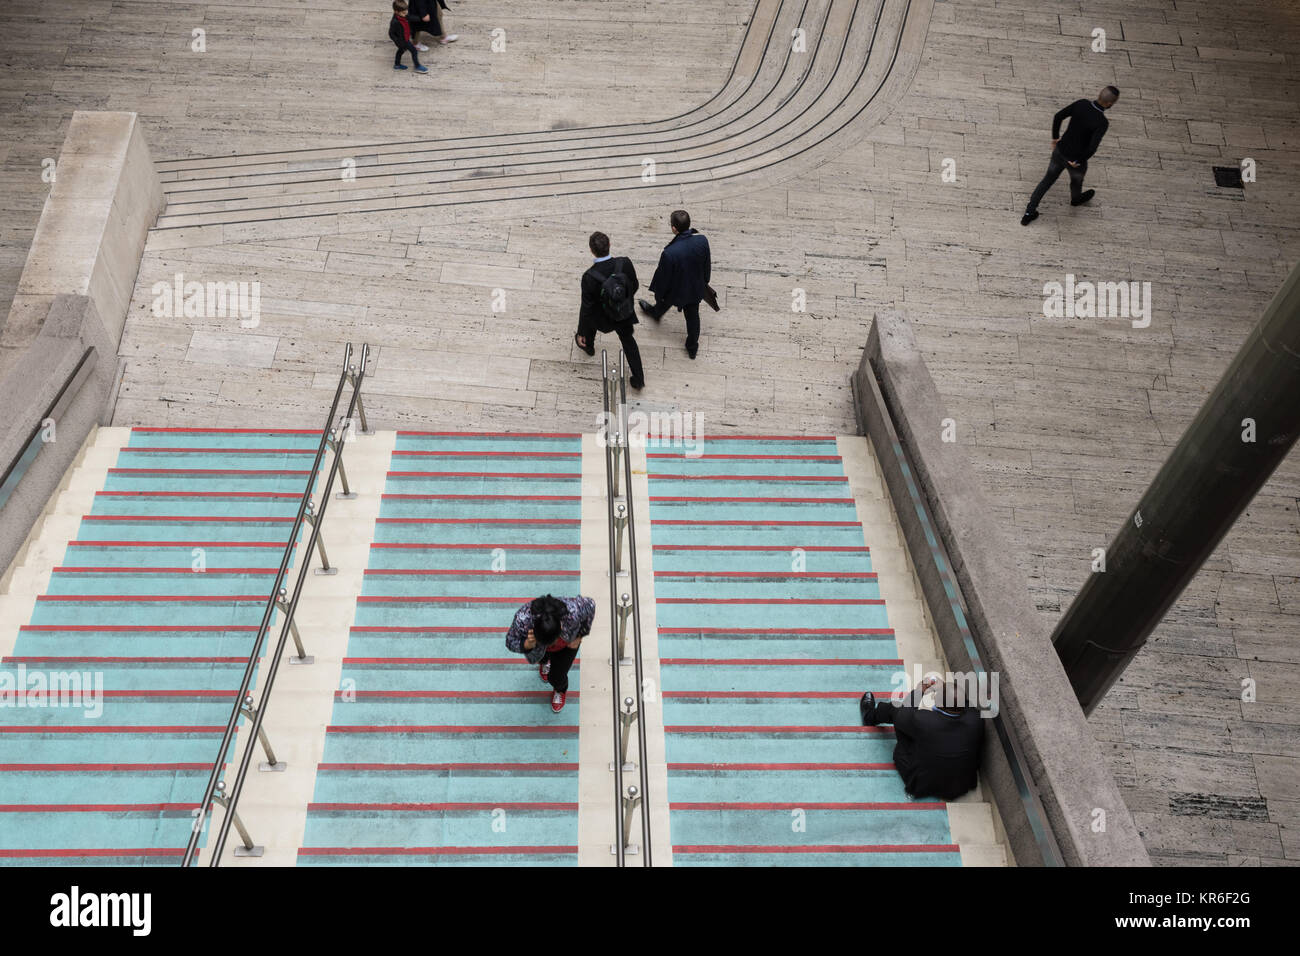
[
  {"x1": 647, "y1": 440, "x2": 839, "y2": 457},
  {"x1": 648, "y1": 524, "x2": 867, "y2": 547},
  {"x1": 353, "y1": 599, "x2": 530, "y2": 628},
  {"x1": 298, "y1": 848, "x2": 576, "y2": 866},
  {"x1": 0, "y1": 661, "x2": 253, "y2": 692},
  {"x1": 665, "y1": 731, "x2": 895, "y2": 764},
  {"x1": 653, "y1": 548, "x2": 871, "y2": 573},
  {"x1": 648, "y1": 500, "x2": 857, "y2": 522},
  {"x1": 344, "y1": 633, "x2": 530, "y2": 658},
  {"x1": 396, "y1": 434, "x2": 580, "y2": 454},
  {"x1": 128, "y1": 430, "x2": 321, "y2": 450},
  {"x1": 391, "y1": 454, "x2": 581, "y2": 474},
  {"x1": 11, "y1": 627, "x2": 265, "y2": 658},
  {"x1": 117, "y1": 449, "x2": 318, "y2": 468},
  {"x1": 64, "y1": 544, "x2": 296, "y2": 569},
  {"x1": 661, "y1": 697, "x2": 894, "y2": 726},
  {"x1": 301, "y1": 807, "x2": 576, "y2": 848},
  {"x1": 374, "y1": 521, "x2": 578, "y2": 545},
  {"x1": 0, "y1": 809, "x2": 197, "y2": 850},
  {"x1": 658, "y1": 634, "x2": 897, "y2": 658},
  {"x1": 30, "y1": 598, "x2": 269, "y2": 627},
  {"x1": 653, "y1": 574, "x2": 881, "y2": 600},
  {"x1": 648, "y1": 478, "x2": 851, "y2": 499},
  {"x1": 360, "y1": 571, "x2": 580, "y2": 598},
  {"x1": 655, "y1": 601, "x2": 890, "y2": 630},
  {"x1": 77, "y1": 518, "x2": 297, "y2": 542},
  {"x1": 0, "y1": 768, "x2": 213, "y2": 805},
  {"x1": 45, "y1": 570, "x2": 278, "y2": 596},
  {"x1": 312, "y1": 767, "x2": 576, "y2": 803},
  {"x1": 379, "y1": 498, "x2": 580, "y2": 520},
  {"x1": 90, "y1": 495, "x2": 301, "y2": 518},
  {"x1": 0, "y1": 850, "x2": 190, "y2": 867},
  {"x1": 321, "y1": 731, "x2": 579, "y2": 765},
  {"x1": 675, "y1": 849, "x2": 959, "y2": 867},
  {"x1": 0, "y1": 731, "x2": 234, "y2": 763},
  {"x1": 667, "y1": 769, "x2": 912, "y2": 803},
  {"x1": 385, "y1": 476, "x2": 580, "y2": 496},
  {"x1": 338, "y1": 662, "x2": 580, "y2": 693},
  {"x1": 668, "y1": 806, "x2": 952, "y2": 846},
  {"x1": 367, "y1": 545, "x2": 579, "y2": 571},
  {"x1": 647, "y1": 456, "x2": 843, "y2": 476},
  {"x1": 329, "y1": 696, "x2": 575, "y2": 725},
  {"x1": 0, "y1": 697, "x2": 242, "y2": 726},
  {"x1": 658, "y1": 662, "x2": 899, "y2": 692},
  {"x1": 103, "y1": 473, "x2": 315, "y2": 494}
]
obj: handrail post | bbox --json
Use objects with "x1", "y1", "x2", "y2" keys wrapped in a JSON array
[
  {"x1": 275, "y1": 587, "x2": 313, "y2": 665},
  {"x1": 304, "y1": 498, "x2": 337, "y2": 576},
  {"x1": 326, "y1": 428, "x2": 357, "y2": 500},
  {"x1": 620, "y1": 785, "x2": 642, "y2": 856},
  {"x1": 347, "y1": 363, "x2": 374, "y2": 435},
  {"x1": 239, "y1": 694, "x2": 286, "y2": 771},
  {"x1": 211, "y1": 781, "x2": 262, "y2": 858},
  {"x1": 616, "y1": 592, "x2": 633, "y2": 663},
  {"x1": 610, "y1": 504, "x2": 628, "y2": 577}
]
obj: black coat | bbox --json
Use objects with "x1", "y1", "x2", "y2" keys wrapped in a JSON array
[
  {"x1": 409, "y1": 0, "x2": 449, "y2": 27},
  {"x1": 578, "y1": 257, "x2": 640, "y2": 338},
  {"x1": 388, "y1": 14, "x2": 412, "y2": 46},
  {"x1": 649, "y1": 228, "x2": 711, "y2": 309},
  {"x1": 890, "y1": 690, "x2": 985, "y2": 801}
]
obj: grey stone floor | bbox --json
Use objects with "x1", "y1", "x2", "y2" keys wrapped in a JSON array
[{"x1": 1, "y1": 0, "x2": 1298, "y2": 864}]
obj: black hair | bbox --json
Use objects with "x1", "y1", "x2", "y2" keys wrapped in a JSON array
[
  {"x1": 1101, "y1": 85, "x2": 1120, "y2": 104},
  {"x1": 670, "y1": 209, "x2": 691, "y2": 232},
  {"x1": 589, "y1": 231, "x2": 610, "y2": 257},
  {"x1": 530, "y1": 594, "x2": 567, "y2": 642}
]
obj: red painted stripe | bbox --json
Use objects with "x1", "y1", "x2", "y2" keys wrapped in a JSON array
[
  {"x1": 660, "y1": 658, "x2": 900, "y2": 666},
  {"x1": 349, "y1": 626, "x2": 499, "y2": 634},
  {"x1": 326, "y1": 725, "x2": 576, "y2": 734},
  {"x1": 2, "y1": 690, "x2": 237, "y2": 698},
  {"x1": 375, "y1": 518, "x2": 579, "y2": 525},
  {"x1": 53, "y1": 567, "x2": 277, "y2": 574},
  {"x1": 387, "y1": 471, "x2": 580, "y2": 479},
  {"x1": 363, "y1": 569, "x2": 579, "y2": 576},
  {"x1": 20, "y1": 625, "x2": 258, "y2": 633},
  {"x1": 120, "y1": 446, "x2": 316, "y2": 455},
  {"x1": 308, "y1": 801, "x2": 577, "y2": 812},
  {"x1": 69, "y1": 541, "x2": 294, "y2": 548},
  {"x1": 36, "y1": 594, "x2": 265, "y2": 602},
  {"x1": 0, "y1": 847, "x2": 189, "y2": 859},
  {"x1": 647, "y1": 434, "x2": 836, "y2": 441},
  {"x1": 4, "y1": 656, "x2": 247, "y2": 664},
  {"x1": 665, "y1": 726, "x2": 891, "y2": 734},
  {"x1": 0, "y1": 763, "x2": 217, "y2": 771},
  {"x1": 653, "y1": 570, "x2": 876, "y2": 579},
  {"x1": 370, "y1": 543, "x2": 579, "y2": 550},
  {"x1": 397, "y1": 431, "x2": 580, "y2": 438},
  {"x1": 673, "y1": 844, "x2": 958, "y2": 854},
  {"x1": 298, "y1": 845, "x2": 576, "y2": 856},
  {"x1": 381, "y1": 494, "x2": 580, "y2": 502},
  {"x1": 669, "y1": 763, "x2": 894, "y2": 771},
  {"x1": 96, "y1": 491, "x2": 300, "y2": 498},
  {"x1": 648, "y1": 474, "x2": 848, "y2": 483},
  {"x1": 108, "y1": 468, "x2": 311, "y2": 476},
  {"x1": 342, "y1": 658, "x2": 572, "y2": 666},
  {"x1": 672, "y1": 802, "x2": 946, "y2": 811},
  {"x1": 651, "y1": 496, "x2": 854, "y2": 504},
  {"x1": 81, "y1": 515, "x2": 294, "y2": 523},
  {"x1": 130, "y1": 427, "x2": 318, "y2": 434},
  {"x1": 356, "y1": 596, "x2": 530, "y2": 604},
  {"x1": 318, "y1": 763, "x2": 578, "y2": 772},
  {"x1": 0, "y1": 726, "x2": 224, "y2": 734},
  {"x1": 662, "y1": 691, "x2": 890, "y2": 700},
  {"x1": 656, "y1": 598, "x2": 885, "y2": 605},
  {"x1": 337, "y1": 690, "x2": 578, "y2": 699},
  {"x1": 647, "y1": 454, "x2": 842, "y2": 461},
  {"x1": 658, "y1": 627, "x2": 894, "y2": 635},
  {"x1": 653, "y1": 545, "x2": 868, "y2": 552},
  {"x1": 393, "y1": 451, "x2": 580, "y2": 458},
  {"x1": 651, "y1": 520, "x2": 858, "y2": 527},
  {"x1": 0, "y1": 803, "x2": 197, "y2": 812}
]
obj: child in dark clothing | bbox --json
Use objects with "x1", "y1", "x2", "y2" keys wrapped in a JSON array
[{"x1": 388, "y1": 0, "x2": 428, "y2": 73}]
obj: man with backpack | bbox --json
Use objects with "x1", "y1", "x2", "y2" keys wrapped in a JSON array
[{"x1": 575, "y1": 231, "x2": 645, "y2": 390}]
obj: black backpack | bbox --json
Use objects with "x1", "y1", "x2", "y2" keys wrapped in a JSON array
[{"x1": 587, "y1": 259, "x2": 635, "y2": 323}]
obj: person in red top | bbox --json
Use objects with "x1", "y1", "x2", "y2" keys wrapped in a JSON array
[{"x1": 388, "y1": 1, "x2": 428, "y2": 74}]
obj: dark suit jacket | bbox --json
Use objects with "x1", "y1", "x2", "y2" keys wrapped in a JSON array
[
  {"x1": 649, "y1": 229, "x2": 711, "y2": 309},
  {"x1": 409, "y1": 0, "x2": 449, "y2": 27},
  {"x1": 578, "y1": 256, "x2": 640, "y2": 340},
  {"x1": 890, "y1": 687, "x2": 985, "y2": 800}
]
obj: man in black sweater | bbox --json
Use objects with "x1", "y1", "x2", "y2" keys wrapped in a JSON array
[
  {"x1": 860, "y1": 675, "x2": 985, "y2": 800},
  {"x1": 1022, "y1": 86, "x2": 1119, "y2": 226},
  {"x1": 575, "y1": 231, "x2": 646, "y2": 389}
]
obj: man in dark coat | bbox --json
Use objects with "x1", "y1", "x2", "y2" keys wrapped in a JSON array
[
  {"x1": 410, "y1": 0, "x2": 457, "y2": 46},
  {"x1": 860, "y1": 675, "x2": 985, "y2": 800},
  {"x1": 638, "y1": 209, "x2": 711, "y2": 359},
  {"x1": 576, "y1": 231, "x2": 645, "y2": 389},
  {"x1": 1022, "y1": 86, "x2": 1119, "y2": 225}
]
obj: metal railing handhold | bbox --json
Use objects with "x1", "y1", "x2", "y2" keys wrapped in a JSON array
[
  {"x1": 275, "y1": 587, "x2": 313, "y2": 665},
  {"x1": 210, "y1": 781, "x2": 262, "y2": 858},
  {"x1": 239, "y1": 694, "x2": 285, "y2": 771}
]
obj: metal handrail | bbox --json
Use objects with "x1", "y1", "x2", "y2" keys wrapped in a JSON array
[
  {"x1": 600, "y1": 350, "x2": 651, "y2": 865},
  {"x1": 0, "y1": 346, "x2": 97, "y2": 511},
  {"x1": 206, "y1": 343, "x2": 370, "y2": 863},
  {"x1": 181, "y1": 342, "x2": 365, "y2": 866}
]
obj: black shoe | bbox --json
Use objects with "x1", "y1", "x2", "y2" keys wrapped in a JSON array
[
  {"x1": 629, "y1": 376, "x2": 645, "y2": 390},
  {"x1": 1020, "y1": 210, "x2": 1038, "y2": 226},
  {"x1": 573, "y1": 333, "x2": 594, "y2": 357},
  {"x1": 686, "y1": 343, "x2": 698, "y2": 360},
  {"x1": 638, "y1": 299, "x2": 661, "y2": 321},
  {"x1": 1071, "y1": 189, "x2": 1096, "y2": 207},
  {"x1": 860, "y1": 691, "x2": 876, "y2": 727}
]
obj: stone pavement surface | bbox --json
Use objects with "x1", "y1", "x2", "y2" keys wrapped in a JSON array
[{"x1": 1, "y1": 0, "x2": 1297, "y2": 864}]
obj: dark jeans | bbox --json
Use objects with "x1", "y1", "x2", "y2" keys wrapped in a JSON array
[
  {"x1": 866, "y1": 698, "x2": 902, "y2": 725},
  {"x1": 612, "y1": 325, "x2": 645, "y2": 383},
  {"x1": 393, "y1": 40, "x2": 422, "y2": 68},
  {"x1": 1026, "y1": 147, "x2": 1086, "y2": 212},
  {"x1": 648, "y1": 296, "x2": 701, "y2": 351},
  {"x1": 544, "y1": 645, "x2": 579, "y2": 694}
]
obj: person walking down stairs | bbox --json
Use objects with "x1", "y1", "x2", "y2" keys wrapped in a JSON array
[{"x1": 506, "y1": 594, "x2": 595, "y2": 712}]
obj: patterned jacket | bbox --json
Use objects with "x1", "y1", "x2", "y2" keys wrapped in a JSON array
[{"x1": 505, "y1": 596, "x2": 596, "y2": 664}]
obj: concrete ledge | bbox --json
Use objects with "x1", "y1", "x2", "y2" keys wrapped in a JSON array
[
  {"x1": 0, "y1": 295, "x2": 120, "y2": 578},
  {"x1": 1, "y1": 111, "x2": 164, "y2": 360},
  {"x1": 852, "y1": 310, "x2": 1149, "y2": 867}
]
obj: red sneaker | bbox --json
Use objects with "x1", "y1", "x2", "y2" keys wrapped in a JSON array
[
  {"x1": 550, "y1": 691, "x2": 566, "y2": 713},
  {"x1": 539, "y1": 660, "x2": 551, "y2": 683}
]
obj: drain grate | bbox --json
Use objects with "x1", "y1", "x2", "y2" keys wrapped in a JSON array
[{"x1": 1213, "y1": 165, "x2": 1244, "y2": 188}]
